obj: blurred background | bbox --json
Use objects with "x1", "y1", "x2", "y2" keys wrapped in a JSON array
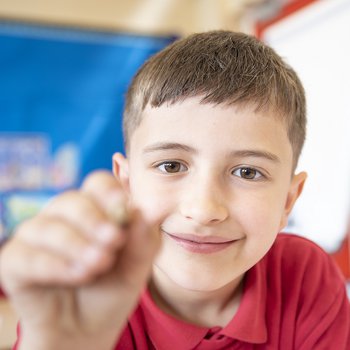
[{"x1": 0, "y1": 0, "x2": 349, "y2": 347}]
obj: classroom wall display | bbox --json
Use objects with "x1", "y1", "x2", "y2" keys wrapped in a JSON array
[
  {"x1": 257, "y1": 0, "x2": 350, "y2": 253},
  {"x1": 0, "y1": 21, "x2": 175, "y2": 242}
]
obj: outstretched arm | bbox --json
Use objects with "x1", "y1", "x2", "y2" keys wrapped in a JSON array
[{"x1": 0, "y1": 171, "x2": 160, "y2": 350}]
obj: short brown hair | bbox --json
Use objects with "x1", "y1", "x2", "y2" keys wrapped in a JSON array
[{"x1": 123, "y1": 30, "x2": 306, "y2": 168}]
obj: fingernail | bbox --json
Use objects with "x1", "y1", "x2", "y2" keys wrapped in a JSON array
[
  {"x1": 108, "y1": 203, "x2": 130, "y2": 227},
  {"x1": 106, "y1": 193, "x2": 130, "y2": 226}
]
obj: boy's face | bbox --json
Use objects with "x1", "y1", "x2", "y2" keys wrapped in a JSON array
[{"x1": 114, "y1": 97, "x2": 306, "y2": 292}]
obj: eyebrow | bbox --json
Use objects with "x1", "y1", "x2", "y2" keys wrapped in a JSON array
[
  {"x1": 230, "y1": 149, "x2": 281, "y2": 163},
  {"x1": 142, "y1": 142, "x2": 280, "y2": 163},
  {"x1": 143, "y1": 142, "x2": 197, "y2": 154}
]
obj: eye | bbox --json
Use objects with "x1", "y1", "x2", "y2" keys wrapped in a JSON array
[
  {"x1": 232, "y1": 167, "x2": 263, "y2": 180},
  {"x1": 157, "y1": 161, "x2": 187, "y2": 174}
]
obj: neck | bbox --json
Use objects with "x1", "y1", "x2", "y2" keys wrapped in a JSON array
[{"x1": 149, "y1": 267, "x2": 244, "y2": 327}]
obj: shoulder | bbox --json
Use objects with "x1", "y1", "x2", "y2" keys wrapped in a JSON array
[
  {"x1": 264, "y1": 233, "x2": 346, "y2": 300},
  {"x1": 260, "y1": 236, "x2": 350, "y2": 349},
  {"x1": 268, "y1": 232, "x2": 338, "y2": 267},
  {"x1": 272, "y1": 232, "x2": 328, "y2": 252}
]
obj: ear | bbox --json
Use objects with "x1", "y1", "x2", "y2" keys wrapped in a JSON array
[
  {"x1": 279, "y1": 171, "x2": 307, "y2": 231},
  {"x1": 112, "y1": 152, "x2": 130, "y2": 192}
]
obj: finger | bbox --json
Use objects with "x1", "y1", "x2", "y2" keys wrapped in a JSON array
[
  {"x1": 15, "y1": 215, "x2": 110, "y2": 264},
  {"x1": 0, "y1": 240, "x2": 115, "y2": 293},
  {"x1": 43, "y1": 190, "x2": 125, "y2": 249}
]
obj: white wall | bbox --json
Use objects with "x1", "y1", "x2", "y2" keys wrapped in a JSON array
[{"x1": 262, "y1": 0, "x2": 350, "y2": 252}]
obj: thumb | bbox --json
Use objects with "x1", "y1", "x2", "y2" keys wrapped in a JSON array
[{"x1": 115, "y1": 209, "x2": 161, "y2": 289}]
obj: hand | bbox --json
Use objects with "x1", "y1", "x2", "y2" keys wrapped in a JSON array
[{"x1": 0, "y1": 171, "x2": 160, "y2": 350}]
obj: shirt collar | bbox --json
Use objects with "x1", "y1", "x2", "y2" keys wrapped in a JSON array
[
  {"x1": 141, "y1": 288, "x2": 208, "y2": 349},
  {"x1": 222, "y1": 261, "x2": 268, "y2": 343},
  {"x1": 140, "y1": 260, "x2": 268, "y2": 349}
]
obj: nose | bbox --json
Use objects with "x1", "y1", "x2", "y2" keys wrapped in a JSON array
[{"x1": 179, "y1": 175, "x2": 228, "y2": 225}]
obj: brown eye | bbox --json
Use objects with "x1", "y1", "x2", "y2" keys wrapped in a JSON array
[
  {"x1": 232, "y1": 167, "x2": 262, "y2": 180},
  {"x1": 158, "y1": 161, "x2": 187, "y2": 173},
  {"x1": 240, "y1": 168, "x2": 256, "y2": 179}
]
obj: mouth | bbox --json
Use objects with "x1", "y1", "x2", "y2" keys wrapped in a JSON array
[{"x1": 162, "y1": 231, "x2": 240, "y2": 254}]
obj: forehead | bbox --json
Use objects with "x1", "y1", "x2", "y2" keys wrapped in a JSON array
[{"x1": 129, "y1": 97, "x2": 293, "y2": 165}]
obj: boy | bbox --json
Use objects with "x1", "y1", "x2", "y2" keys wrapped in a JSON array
[{"x1": 0, "y1": 30, "x2": 349, "y2": 349}]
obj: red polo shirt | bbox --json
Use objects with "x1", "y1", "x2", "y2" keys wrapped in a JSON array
[
  {"x1": 13, "y1": 234, "x2": 350, "y2": 349},
  {"x1": 117, "y1": 234, "x2": 350, "y2": 349}
]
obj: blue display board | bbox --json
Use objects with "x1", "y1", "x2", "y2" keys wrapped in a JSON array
[{"x1": 0, "y1": 21, "x2": 175, "y2": 240}]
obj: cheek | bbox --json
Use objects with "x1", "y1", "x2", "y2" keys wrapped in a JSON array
[{"x1": 234, "y1": 189, "x2": 287, "y2": 237}]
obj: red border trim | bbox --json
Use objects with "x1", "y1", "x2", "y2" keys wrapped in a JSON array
[
  {"x1": 255, "y1": 0, "x2": 319, "y2": 38},
  {"x1": 331, "y1": 235, "x2": 350, "y2": 279}
]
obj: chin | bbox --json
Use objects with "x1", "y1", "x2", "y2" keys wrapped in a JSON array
[{"x1": 155, "y1": 263, "x2": 233, "y2": 292}]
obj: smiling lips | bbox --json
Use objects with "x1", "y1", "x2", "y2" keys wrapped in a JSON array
[{"x1": 164, "y1": 231, "x2": 238, "y2": 254}]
